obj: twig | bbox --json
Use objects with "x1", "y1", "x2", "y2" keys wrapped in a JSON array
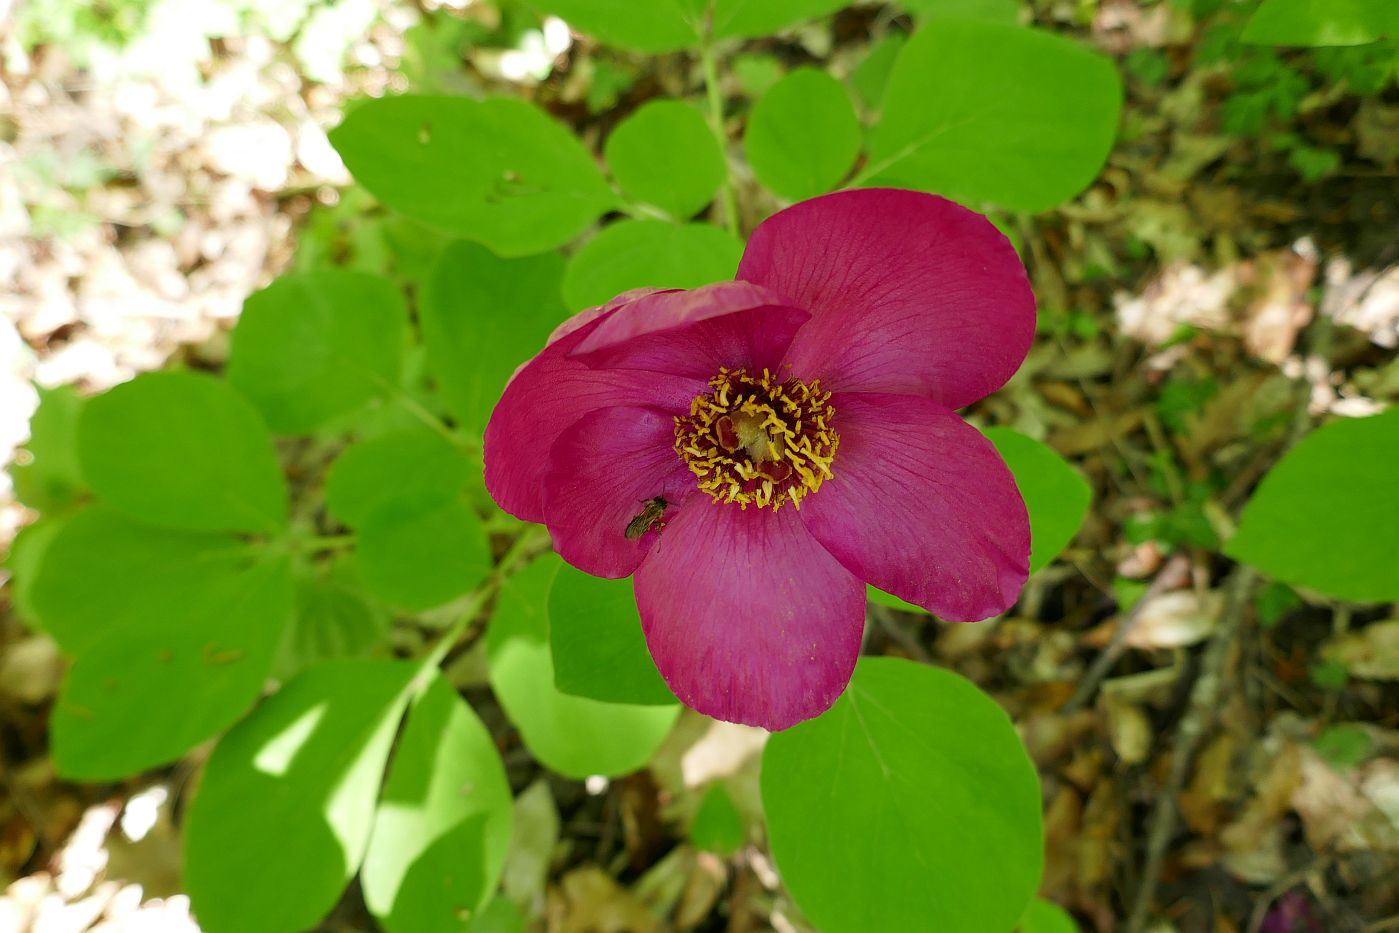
[
  {"x1": 1062, "y1": 552, "x2": 1192, "y2": 714},
  {"x1": 1125, "y1": 564, "x2": 1258, "y2": 933}
]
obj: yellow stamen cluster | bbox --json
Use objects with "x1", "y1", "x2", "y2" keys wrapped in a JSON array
[{"x1": 674, "y1": 368, "x2": 838, "y2": 511}]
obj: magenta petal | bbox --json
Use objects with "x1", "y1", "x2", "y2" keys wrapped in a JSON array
[
  {"x1": 569, "y1": 281, "x2": 808, "y2": 379},
  {"x1": 548, "y1": 287, "x2": 672, "y2": 345},
  {"x1": 738, "y1": 188, "x2": 1035, "y2": 409},
  {"x1": 543, "y1": 406, "x2": 694, "y2": 579},
  {"x1": 800, "y1": 392, "x2": 1029, "y2": 621},
  {"x1": 484, "y1": 319, "x2": 704, "y2": 523},
  {"x1": 634, "y1": 498, "x2": 864, "y2": 730}
]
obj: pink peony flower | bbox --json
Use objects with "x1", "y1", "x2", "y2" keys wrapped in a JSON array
[{"x1": 485, "y1": 189, "x2": 1034, "y2": 730}]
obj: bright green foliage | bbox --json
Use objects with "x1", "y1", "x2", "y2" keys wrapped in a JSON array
[
  {"x1": 11, "y1": 384, "x2": 86, "y2": 514},
  {"x1": 762, "y1": 658, "x2": 1043, "y2": 933},
  {"x1": 733, "y1": 52, "x2": 784, "y2": 98},
  {"x1": 1312, "y1": 723, "x2": 1373, "y2": 770},
  {"x1": 983, "y1": 428, "x2": 1092, "y2": 574},
  {"x1": 901, "y1": 0, "x2": 1021, "y2": 23},
  {"x1": 228, "y1": 272, "x2": 407, "y2": 433},
  {"x1": 31, "y1": 507, "x2": 293, "y2": 779},
  {"x1": 1226, "y1": 407, "x2": 1399, "y2": 602},
  {"x1": 869, "y1": 20, "x2": 1122, "y2": 212},
  {"x1": 548, "y1": 564, "x2": 675, "y2": 705},
  {"x1": 714, "y1": 0, "x2": 854, "y2": 42},
  {"x1": 487, "y1": 555, "x2": 679, "y2": 778},
  {"x1": 420, "y1": 241, "x2": 570, "y2": 433},
  {"x1": 465, "y1": 897, "x2": 526, "y2": 933},
  {"x1": 1254, "y1": 580, "x2": 1302, "y2": 628},
  {"x1": 363, "y1": 674, "x2": 513, "y2": 933},
  {"x1": 278, "y1": 563, "x2": 391, "y2": 675},
  {"x1": 870, "y1": 428, "x2": 1087, "y2": 612},
  {"x1": 185, "y1": 659, "x2": 418, "y2": 933},
  {"x1": 1243, "y1": 0, "x2": 1398, "y2": 46},
  {"x1": 1019, "y1": 898, "x2": 1080, "y2": 933},
  {"x1": 604, "y1": 99, "x2": 725, "y2": 218},
  {"x1": 4, "y1": 515, "x2": 70, "y2": 626},
  {"x1": 866, "y1": 584, "x2": 928, "y2": 613},
  {"x1": 78, "y1": 371, "x2": 287, "y2": 534},
  {"x1": 325, "y1": 428, "x2": 473, "y2": 528},
  {"x1": 849, "y1": 34, "x2": 905, "y2": 112},
  {"x1": 330, "y1": 96, "x2": 616, "y2": 256},
  {"x1": 690, "y1": 784, "x2": 745, "y2": 856},
  {"x1": 745, "y1": 68, "x2": 861, "y2": 200},
  {"x1": 522, "y1": 0, "x2": 849, "y2": 53},
  {"x1": 562, "y1": 220, "x2": 743, "y2": 311},
  {"x1": 358, "y1": 495, "x2": 491, "y2": 611}
]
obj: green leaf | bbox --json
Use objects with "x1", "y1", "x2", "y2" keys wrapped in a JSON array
[
  {"x1": 1254, "y1": 580, "x2": 1302, "y2": 628},
  {"x1": 419, "y1": 241, "x2": 570, "y2": 434},
  {"x1": 762, "y1": 657, "x2": 1043, "y2": 933},
  {"x1": 745, "y1": 68, "x2": 861, "y2": 201},
  {"x1": 487, "y1": 555, "x2": 679, "y2": 778},
  {"x1": 604, "y1": 99, "x2": 724, "y2": 218},
  {"x1": 501, "y1": 780, "x2": 559, "y2": 911},
  {"x1": 185, "y1": 659, "x2": 417, "y2": 933},
  {"x1": 228, "y1": 271, "x2": 408, "y2": 433},
  {"x1": 901, "y1": 0, "x2": 1021, "y2": 23},
  {"x1": 866, "y1": 585, "x2": 928, "y2": 614},
  {"x1": 868, "y1": 20, "x2": 1122, "y2": 212},
  {"x1": 523, "y1": 0, "x2": 847, "y2": 52},
  {"x1": 1226, "y1": 408, "x2": 1399, "y2": 602},
  {"x1": 712, "y1": 0, "x2": 852, "y2": 42},
  {"x1": 849, "y1": 34, "x2": 906, "y2": 112},
  {"x1": 5, "y1": 513, "x2": 72, "y2": 629},
  {"x1": 521, "y1": 0, "x2": 696, "y2": 52},
  {"x1": 330, "y1": 96, "x2": 615, "y2": 256},
  {"x1": 465, "y1": 897, "x2": 525, "y2": 933},
  {"x1": 548, "y1": 564, "x2": 675, "y2": 705},
  {"x1": 78, "y1": 371, "x2": 287, "y2": 534},
  {"x1": 1019, "y1": 898, "x2": 1080, "y2": 933},
  {"x1": 277, "y1": 560, "x2": 392, "y2": 677},
  {"x1": 1312, "y1": 723, "x2": 1372, "y2": 771},
  {"x1": 562, "y1": 220, "x2": 743, "y2": 312},
  {"x1": 326, "y1": 427, "x2": 473, "y2": 529},
  {"x1": 32, "y1": 508, "x2": 293, "y2": 779},
  {"x1": 363, "y1": 674, "x2": 513, "y2": 933},
  {"x1": 358, "y1": 496, "x2": 491, "y2": 611},
  {"x1": 1242, "y1": 0, "x2": 1398, "y2": 46},
  {"x1": 11, "y1": 384, "x2": 86, "y2": 514},
  {"x1": 983, "y1": 428, "x2": 1091, "y2": 574},
  {"x1": 691, "y1": 784, "x2": 745, "y2": 856}
]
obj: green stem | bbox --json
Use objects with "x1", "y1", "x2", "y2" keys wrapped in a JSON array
[
  {"x1": 699, "y1": 38, "x2": 740, "y2": 237},
  {"x1": 415, "y1": 526, "x2": 551, "y2": 676},
  {"x1": 393, "y1": 389, "x2": 478, "y2": 453}
]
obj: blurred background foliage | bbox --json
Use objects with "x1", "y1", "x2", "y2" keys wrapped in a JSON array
[{"x1": 0, "y1": 0, "x2": 1397, "y2": 931}]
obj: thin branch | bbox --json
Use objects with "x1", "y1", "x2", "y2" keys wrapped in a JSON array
[
  {"x1": 1063, "y1": 553, "x2": 1192, "y2": 715},
  {"x1": 1125, "y1": 564, "x2": 1258, "y2": 932}
]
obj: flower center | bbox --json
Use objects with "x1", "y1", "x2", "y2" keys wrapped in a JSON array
[{"x1": 674, "y1": 368, "x2": 838, "y2": 511}]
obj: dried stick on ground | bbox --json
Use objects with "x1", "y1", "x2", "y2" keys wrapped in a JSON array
[
  {"x1": 1063, "y1": 553, "x2": 1193, "y2": 715},
  {"x1": 1126, "y1": 564, "x2": 1259, "y2": 933}
]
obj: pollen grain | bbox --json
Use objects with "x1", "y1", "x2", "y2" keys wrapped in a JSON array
[{"x1": 674, "y1": 367, "x2": 838, "y2": 511}]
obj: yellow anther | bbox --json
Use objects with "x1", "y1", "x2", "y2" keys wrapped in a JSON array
[{"x1": 673, "y1": 368, "x2": 839, "y2": 512}]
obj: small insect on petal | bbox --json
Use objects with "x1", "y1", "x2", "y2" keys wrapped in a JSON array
[{"x1": 624, "y1": 496, "x2": 669, "y2": 540}]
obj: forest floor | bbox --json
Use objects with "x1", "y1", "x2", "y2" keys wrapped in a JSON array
[{"x1": 1, "y1": 1, "x2": 1397, "y2": 931}]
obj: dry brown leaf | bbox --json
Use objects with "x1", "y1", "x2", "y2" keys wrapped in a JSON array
[
  {"x1": 1325, "y1": 620, "x2": 1399, "y2": 681},
  {"x1": 547, "y1": 866, "x2": 664, "y2": 933}
]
